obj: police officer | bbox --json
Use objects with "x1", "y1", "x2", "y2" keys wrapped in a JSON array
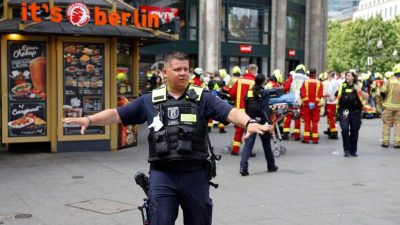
[
  {"x1": 240, "y1": 74, "x2": 278, "y2": 176},
  {"x1": 336, "y1": 71, "x2": 369, "y2": 157},
  {"x1": 62, "y1": 52, "x2": 271, "y2": 225}
]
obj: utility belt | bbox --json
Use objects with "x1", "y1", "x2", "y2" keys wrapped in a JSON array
[{"x1": 150, "y1": 161, "x2": 207, "y2": 173}]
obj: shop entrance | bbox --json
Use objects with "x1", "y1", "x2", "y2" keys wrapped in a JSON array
[
  {"x1": 222, "y1": 56, "x2": 261, "y2": 75},
  {"x1": 285, "y1": 59, "x2": 300, "y2": 77}
]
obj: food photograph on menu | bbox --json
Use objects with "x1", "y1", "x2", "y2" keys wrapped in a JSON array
[
  {"x1": 8, "y1": 103, "x2": 47, "y2": 137},
  {"x1": 62, "y1": 42, "x2": 105, "y2": 135},
  {"x1": 7, "y1": 41, "x2": 47, "y2": 137}
]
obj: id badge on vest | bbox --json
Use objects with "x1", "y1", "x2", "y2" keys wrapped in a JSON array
[{"x1": 167, "y1": 107, "x2": 180, "y2": 126}]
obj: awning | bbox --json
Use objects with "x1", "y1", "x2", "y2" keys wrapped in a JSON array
[
  {"x1": 8, "y1": 0, "x2": 135, "y2": 12},
  {"x1": 0, "y1": 19, "x2": 177, "y2": 42}
]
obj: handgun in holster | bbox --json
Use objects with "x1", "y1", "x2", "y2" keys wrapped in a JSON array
[{"x1": 134, "y1": 172, "x2": 150, "y2": 225}]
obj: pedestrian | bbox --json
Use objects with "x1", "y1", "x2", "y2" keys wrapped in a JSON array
[
  {"x1": 336, "y1": 71, "x2": 369, "y2": 157},
  {"x1": 300, "y1": 68, "x2": 323, "y2": 144},
  {"x1": 62, "y1": 51, "x2": 272, "y2": 225},
  {"x1": 229, "y1": 64, "x2": 258, "y2": 156},
  {"x1": 323, "y1": 72, "x2": 340, "y2": 139},
  {"x1": 240, "y1": 74, "x2": 278, "y2": 176},
  {"x1": 380, "y1": 64, "x2": 400, "y2": 148}
]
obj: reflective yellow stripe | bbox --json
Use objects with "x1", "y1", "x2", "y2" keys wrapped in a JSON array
[
  {"x1": 316, "y1": 81, "x2": 321, "y2": 102},
  {"x1": 303, "y1": 133, "x2": 310, "y2": 137},
  {"x1": 236, "y1": 79, "x2": 255, "y2": 108},
  {"x1": 247, "y1": 90, "x2": 254, "y2": 98},
  {"x1": 330, "y1": 127, "x2": 337, "y2": 132},
  {"x1": 233, "y1": 141, "x2": 241, "y2": 147},
  {"x1": 312, "y1": 133, "x2": 319, "y2": 138},
  {"x1": 283, "y1": 128, "x2": 290, "y2": 132},
  {"x1": 383, "y1": 136, "x2": 390, "y2": 141},
  {"x1": 294, "y1": 129, "x2": 300, "y2": 133}
]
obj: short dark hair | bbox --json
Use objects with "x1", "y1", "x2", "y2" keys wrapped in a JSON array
[
  {"x1": 309, "y1": 68, "x2": 316, "y2": 75},
  {"x1": 164, "y1": 52, "x2": 189, "y2": 66}
]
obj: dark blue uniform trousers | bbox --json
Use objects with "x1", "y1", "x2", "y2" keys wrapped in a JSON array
[
  {"x1": 339, "y1": 111, "x2": 362, "y2": 154},
  {"x1": 148, "y1": 169, "x2": 212, "y2": 225}
]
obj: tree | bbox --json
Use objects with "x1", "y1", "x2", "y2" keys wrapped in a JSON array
[{"x1": 328, "y1": 16, "x2": 400, "y2": 73}]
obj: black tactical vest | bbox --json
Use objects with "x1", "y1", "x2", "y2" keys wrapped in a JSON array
[{"x1": 148, "y1": 86, "x2": 208, "y2": 163}]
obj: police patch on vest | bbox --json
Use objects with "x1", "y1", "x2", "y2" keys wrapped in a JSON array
[
  {"x1": 345, "y1": 89, "x2": 353, "y2": 93},
  {"x1": 181, "y1": 114, "x2": 197, "y2": 122},
  {"x1": 167, "y1": 107, "x2": 180, "y2": 120}
]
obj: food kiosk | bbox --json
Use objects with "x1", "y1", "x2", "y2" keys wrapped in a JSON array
[{"x1": 0, "y1": 0, "x2": 176, "y2": 152}]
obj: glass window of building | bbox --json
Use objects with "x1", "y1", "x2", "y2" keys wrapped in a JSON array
[
  {"x1": 288, "y1": 0, "x2": 305, "y2": 5},
  {"x1": 286, "y1": 12, "x2": 304, "y2": 49},
  {"x1": 221, "y1": 4, "x2": 226, "y2": 42},
  {"x1": 189, "y1": 1, "x2": 198, "y2": 40},
  {"x1": 263, "y1": 10, "x2": 269, "y2": 45},
  {"x1": 227, "y1": 6, "x2": 262, "y2": 43}
]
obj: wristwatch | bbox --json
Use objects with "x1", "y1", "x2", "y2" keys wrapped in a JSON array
[{"x1": 245, "y1": 119, "x2": 258, "y2": 129}]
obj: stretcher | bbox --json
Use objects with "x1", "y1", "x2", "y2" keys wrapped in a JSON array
[{"x1": 265, "y1": 103, "x2": 300, "y2": 157}]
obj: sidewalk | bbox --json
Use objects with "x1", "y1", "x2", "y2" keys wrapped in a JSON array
[{"x1": 1, "y1": 118, "x2": 400, "y2": 225}]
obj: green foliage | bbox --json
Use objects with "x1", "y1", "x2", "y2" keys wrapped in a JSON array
[{"x1": 328, "y1": 16, "x2": 400, "y2": 73}]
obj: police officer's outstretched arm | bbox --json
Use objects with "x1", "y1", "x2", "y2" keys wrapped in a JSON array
[
  {"x1": 62, "y1": 109, "x2": 122, "y2": 135},
  {"x1": 226, "y1": 108, "x2": 273, "y2": 139}
]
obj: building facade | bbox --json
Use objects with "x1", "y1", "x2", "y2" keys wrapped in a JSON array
[
  {"x1": 134, "y1": 0, "x2": 328, "y2": 78},
  {"x1": 353, "y1": 0, "x2": 400, "y2": 21}
]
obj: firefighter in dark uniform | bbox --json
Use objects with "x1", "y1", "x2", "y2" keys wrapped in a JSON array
[
  {"x1": 63, "y1": 52, "x2": 272, "y2": 225},
  {"x1": 336, "y1": 71, "x2": 369, "y2": 157}
]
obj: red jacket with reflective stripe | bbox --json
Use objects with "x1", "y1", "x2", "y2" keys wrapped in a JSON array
[
  {"x1": 229, "y1": 73, "x2": 255, "y2": 110},
  {"x1": 300, "y1": 77, "x2": 323, "y2": 106}
]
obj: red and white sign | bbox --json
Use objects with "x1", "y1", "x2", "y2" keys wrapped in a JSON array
[
  {"x1": 140, "y1": 6, "x2": 178, "y2": 24},
  {"x1": 240, "y1": 45, "x2": 252, "y2": 53},
  {"x1": 288, "y1": 49, "x2": 296, "y2": 57},
  {"x1": 66, "y1": 3, "x2": 91, "y2": 27}
]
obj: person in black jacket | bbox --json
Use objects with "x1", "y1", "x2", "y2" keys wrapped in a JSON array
[
  {"x1": 240, "y1": 74, "x2": 278, "y2": 176},
  {"x1": 336, "y1": 71, "x2": 368, "y2": 157}
]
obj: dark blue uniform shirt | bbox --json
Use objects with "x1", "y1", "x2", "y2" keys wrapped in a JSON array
[{"x1": 117, "y1": 90, "x2": 233, "y2": 128}]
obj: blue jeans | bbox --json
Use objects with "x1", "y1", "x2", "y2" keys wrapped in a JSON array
[
  {"x1": 240, "y1": 133, "x2": 276, "y2": 171},
  {"x1": 148, "y1": 169, "x2": 212, "y2": 225}
]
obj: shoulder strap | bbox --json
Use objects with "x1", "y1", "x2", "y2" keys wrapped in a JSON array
[{"x1": 152, "y1": 86, "x2": 167, "y2": 103}]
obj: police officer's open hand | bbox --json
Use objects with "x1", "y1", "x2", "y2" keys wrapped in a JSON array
[
  {"x1": 243, "y1": 123, "x2": 273, "y2": 139},
  {"x1": 62, "y1": 116, "x2": 90, "y2": 135}
]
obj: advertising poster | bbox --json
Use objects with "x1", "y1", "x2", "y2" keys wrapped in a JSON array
[
  {"x1": 7, "y1": 41, "x2": 47, "y2": 137},
  {"x1": 228, "y1": 6, "x2": 260, "y2": 43},
  {"x1": 140, "y1": 5, "x2": 179, "y2": 34},
  {"x1": 62, "y1": 42, "x2": 105, "y2": 135}
]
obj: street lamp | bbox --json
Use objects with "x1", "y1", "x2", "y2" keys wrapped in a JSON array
[{"x1": 366, "y1": 28, "x2": 384, "y2": 71}]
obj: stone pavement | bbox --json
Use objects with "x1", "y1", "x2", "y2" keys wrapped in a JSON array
[{"x1": 1, "y1": 118, "x2": 400, "y2": 225}]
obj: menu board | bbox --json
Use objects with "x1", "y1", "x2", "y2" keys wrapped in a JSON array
[
  {"x1": 7, "y1": 41, "x2": 47, "y2": 137},
  {"x1": 62, "y1": 42, "x2": 105, "y2": 135}
]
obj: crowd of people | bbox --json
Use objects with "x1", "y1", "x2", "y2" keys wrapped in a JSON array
[
  {"x1": 182, "y1": 63, "x2": 400, "y2": 160},
  {"x1": 64, "y1": 51, "x2": 400, "y2": 225}
]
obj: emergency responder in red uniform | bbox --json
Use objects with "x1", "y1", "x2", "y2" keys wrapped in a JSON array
[
  {"x1": 324, "y1": 72, "x2": 341, "y2": 139},
  {"x1": 190, "y1": 67, "x2": 204, "y2": 87},
  {"x1": 300, "y1": 68, "x2": 323, "y2": 144},
  {"x1": 371, "y1": 72, "x2": 385, "y2": 116},
  {"x1": 282, "y1": 65, "x2": 308, "y2": 140},
  {"x1": 265, "y1": 69, "x2": 283, "y2": 89},
  {"x1": 229, "y1": 64, "x2": 258, "y2": 155}
]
